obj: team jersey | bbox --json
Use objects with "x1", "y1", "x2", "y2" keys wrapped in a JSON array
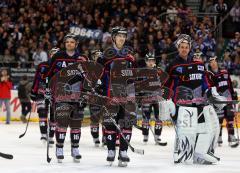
[
  {"x1": 206, "y1": 69, "x2": 235, "y2": 100},
  {"x1": 164, "y1": 55, "x2": 212, "y2": 105},
  {"x1": 31, "y1": 61, "x2": 49, "y2": 96},
  {"x1": 98, "y1": 46, "x2": 136, "y2": 97},
  {"x1": 47, "y1": 50, "x2": 87, "y2": 80}
]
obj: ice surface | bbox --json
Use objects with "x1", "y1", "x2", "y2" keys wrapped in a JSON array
[{"x1": 0, "y1": 122, "x2": 239, "y2": 173}]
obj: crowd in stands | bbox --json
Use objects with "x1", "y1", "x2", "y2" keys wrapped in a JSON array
[{"x1": 0, "y1": 0, "x2": 239, "y2": 75}]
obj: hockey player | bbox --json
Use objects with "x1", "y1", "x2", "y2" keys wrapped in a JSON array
[
  {"x1": 98, "y1": 26, "x2": 136, "y2": 167},
  {"x1": 207, "y1": 56, "x2": 238, "y2": 147},
  {"x1": 47, "y1": 33, "x2": 87, "y2": 163},
  {"x1": 164, "y1": 34, "x2": 225, "y2": 164},
  {"x1": 30, "y1": 47, "x2": 59, "y2": 144},
  {"x1": 89, "y1": 49, "x2": 104, "y2": 147},
  {"x1": 141, "y1": 52, "x2": 163, "y2": 144}
]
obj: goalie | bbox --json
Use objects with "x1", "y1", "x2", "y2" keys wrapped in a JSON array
[{"x1": 163, "y1": 34, "x2": 226, "y2": 164}]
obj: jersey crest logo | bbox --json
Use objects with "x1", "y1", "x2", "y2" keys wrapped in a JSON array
[
  {"x1": 62, "y1": 61, "x2": 67, "y2": 67},
  {"x1": 176, "y1": 67, "x2": 183, "y2": 73},
  {"x1": 197, "y1": 65, "x2": 204, "y2": 71},
  {"x1": 224, "y1": 74, "x2": 228, "y2": 79}
]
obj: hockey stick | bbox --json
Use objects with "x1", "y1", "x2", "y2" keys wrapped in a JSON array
[
  {"x1": 19, "y1": 111, "x2": 32, "y2": 138},
  {"x1": 45, "y1": 77, "x2": 52, "y2": 163},
  {"x1": 46, "y1": 118, "x2": 52, "y2": 163},
  {"x1": 231, "y1": 105, "x2": 239, "y2": 148},
  {"x1": 0, "y1": 152, "x2": 13, "y2": 159}
]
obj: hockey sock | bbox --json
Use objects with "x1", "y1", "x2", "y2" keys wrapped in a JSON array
[
  {"x1": 90, "y1": 125, "x2": 99, "y2": 139},
  {"x1": 105, "y1": 129, "x2": 117, "y2": 150},
  {"x1": 70, "y1": 128, "x2": 81, "y2": 148},
  {"x1": 154, "y1": 120, "x2": 163, "y2": 136},
  {"x1": 55, "y1": 127, "x2": 67, "y2": 148},
  {"x1": 120, "y1": 129, "x2": 132, "y2": 151}
]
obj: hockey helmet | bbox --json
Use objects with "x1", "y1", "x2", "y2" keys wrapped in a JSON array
[
  {"x1": 145, "y1": 52, "x2": 156, "y2": 61},
  {"x1": 111, "y1": 26, "x2": 127, "y2": 41},
  {"x1": 175, "y1": 34, "x2": 192, "y2": 48},
  {"x1": 64, "y1": 33, "x2": 79, "y2": 43}
]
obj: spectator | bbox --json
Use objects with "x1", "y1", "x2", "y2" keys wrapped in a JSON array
[
  {"x1": 18, "y1": 75, "x2": 32, "y2": 123},
  {"x1": 32, "y1": 44, "x2": 48, "y2": 68},
  {"x1": 0, "y1": 68, "x2": 12, "y2": 124},
  {"x1": 214, "y1": 0, "x2": 228, "y2": 15},
  {"x1": 230, "y1": 1, "x2": 240, "y2": 32}
]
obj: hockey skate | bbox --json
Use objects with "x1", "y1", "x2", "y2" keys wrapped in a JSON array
[
  {"x1": 228, "y1": 135, "x2": 239, "y2": 148},
  {"x1": 71, "y1": 147, "x2": 82, "y2": 163},
  {"x1": 56, "y1": 147, "x2": 64, "y2": 163},
  {"x1": 193, "y1": 153, "x2": 219, "y2": 165},
  {"x1": 93, "y1": 138, "x2": 100, "y2": 147},
  {"x1": 154, "y1": 135, "x2": 168, "y2": 146},
  {"x1": 118, "y1": 150, "x2": 130, "y2": 167},
  {"x1": 106, "y1": 150, "x2": 116, "y2": 166},
  {"x1": 40, "y1": 134, "x2": 47, "y2": 144},
  {"x1": 218, "y1": 136, "x2": 223, "y2": 146},
  {"x1": 143, "y1": 135, "x2": 148, "y2": 144}
]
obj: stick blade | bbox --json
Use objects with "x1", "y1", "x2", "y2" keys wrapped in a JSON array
[
  {"x1": 19, "y1": 133, "x2": 25, "y2": 138},
  {"x1": 0, "y1": 153, "x2": 13, "y2": 159},
  {"x1": 134, "y1": 148, "x2": 144, "y2": 155}
]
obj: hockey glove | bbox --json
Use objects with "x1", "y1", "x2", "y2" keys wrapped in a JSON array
[
  {"x1": 206, "y1": 87, "x2": 227, "y2": 110},
  {"x1": 30, "y1": 91, "x2": 37, "y2": 101}
]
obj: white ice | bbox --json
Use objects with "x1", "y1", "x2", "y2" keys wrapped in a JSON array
[{"x1": 0, "y1": 122, "x2": 239, "y2": 173}]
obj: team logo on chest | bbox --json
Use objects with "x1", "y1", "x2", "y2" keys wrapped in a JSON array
[
  {"x1": 62, "y1": 61, "x2": 67, "y2": 67},
  {"x1": 197, "y1": 65, "x2": 204, "y2": 71}
]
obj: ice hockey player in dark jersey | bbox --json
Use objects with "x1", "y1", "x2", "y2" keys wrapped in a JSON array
[
  {"x1": 88, "y1": 49, "x2": 104, "y2": 147},
  {"x1": 47, "y1": 33, "x2": 88, "y2": 163},
  {"x1": 98, "y1": 26, "x2": 136, "y2": 167},
  {"x1": 30, "y1": 47, "x2": 59, "y2": 145},
  {"x1": 164, "y1": 34, "x2": 225, "y2": 164},
  {"x1": 207, "y1": 56, "x2": 238, "y2": 147},
  {"x1": 141, "y1": 52, "x2": 163, "y2": 144}
]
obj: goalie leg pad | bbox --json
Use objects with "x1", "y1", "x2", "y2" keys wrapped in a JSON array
[{"x1": 174, "y1": 106, "x2": 198, "y2": 164}]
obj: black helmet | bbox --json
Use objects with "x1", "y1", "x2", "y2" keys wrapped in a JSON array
[
  {"x1": 208, "y1": 56, "x2": 217, "y2": 62},
  {"x1": 90, "y1": 49, "x2": 103, "y2": 61},
  {"x1": 111, "y1": 26, "x2": 127, "y2": 40},
  {"x1": 145, "y1": 52, "x2": 155, "y2": 61},
  {"x1": 193, "y1": 51, "x2": 203, "y2": 58},
  {"x1": 64, "y1": 33, "x2": 79, "y2": 43},
  {"x1": 175, "y1": 34, "x2": 192, "y2": 48}
]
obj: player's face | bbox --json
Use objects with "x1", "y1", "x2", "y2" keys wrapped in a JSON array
[
  {"x1": 146, "y1": 59, "x2": 156, "y2": 68},
  {"x1": 178, "y1": 43, "x2": 190, "y2": 58},
  {"x1": 193, "y1": 55, "x2": 203, "y2": 62},
  {"x1": 115, "y1": 34, "x2": 126, "y2": 49},
  {"x1": 65, "y1": 38, "x2": 77, "y2": 51},
  {"x1": 209, "y1": 59, "x2": 218, "y2": 70},
  {"x1": 1, "y1": 69, "x2": 7, "y2": 76}
]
